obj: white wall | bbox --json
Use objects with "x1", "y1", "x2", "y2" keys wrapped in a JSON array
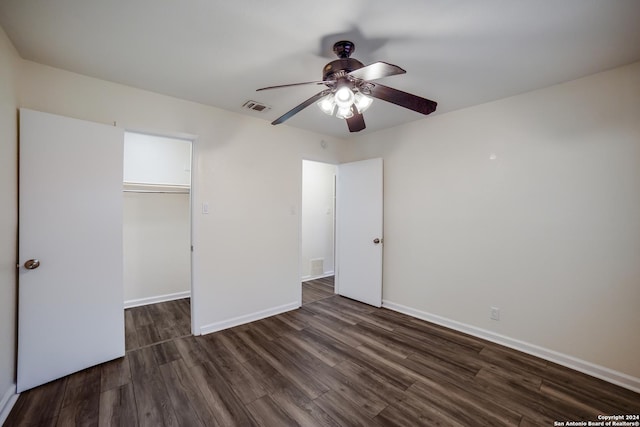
[
  {"x1": 0, "y1": 25, "x2": 20, "y2": 421},
  {"x1": 123, "y1": 192, "x2": 191, "y2": 305},
  {"x1": 124, "y1": 132, "x2": 192, "y2": 186},
  {"x1": 350, "y1": 61, "x2": 640, "y2": 382},
  {"x1": 301, "y1": 160, "x2": 336, "y2": 279},
  {"x1": 17, "y1": 60, "x2": 351, "y2": 334}
]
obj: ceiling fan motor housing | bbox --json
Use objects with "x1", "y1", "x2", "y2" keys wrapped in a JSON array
[
  {"x1": 323, "y1": 58, "x2": 364, "y2": 83},
  {"x1": 324, "y1": 40, "x2": 364, "y2": 84}
]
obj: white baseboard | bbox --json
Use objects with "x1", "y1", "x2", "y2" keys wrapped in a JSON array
[
  {"x1": 301, "y1": 271, "x2": 335, "y2": 282},
  {"x1": 382, "y1": 300, "x2": 640, "y2": 394},
  {"x1": 199, "y1": 301, "x2": 299, "y2": 335},
  {"x1": 0, "y1": 384, "x2": 18, "y2": 426},
  {"x1": 124, "y1": 291, "x2": 191, "y2": 309}
]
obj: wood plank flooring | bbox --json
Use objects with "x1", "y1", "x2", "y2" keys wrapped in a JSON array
[
  {"x1": 5, "y1": 282, "x2": 640, "y2": 426},
  {"x1": 124, "y1": 297, "x2": 191, "y2": 351},
  {"x1": 302, "y1": 276, "x2": 334, "y2": 305}
]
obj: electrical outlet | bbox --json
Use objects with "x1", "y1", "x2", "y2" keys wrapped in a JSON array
[{"x1": 490, "y1": 307, "x2": 500, "y2": 321}]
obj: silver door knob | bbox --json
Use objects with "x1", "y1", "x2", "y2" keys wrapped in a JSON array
[
  {"x1": 373, "y1": 238, "x2": 381, "y2": 244},
  {"x1": 24, "y1": 259, "x2": 40, "y2": 270}
]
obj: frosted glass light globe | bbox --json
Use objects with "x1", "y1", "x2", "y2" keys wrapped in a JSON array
[
  {"x1": 354, "y1": 92, "x2": 373, "y2": 113},
  {"x1": 334, "y1": 87, "x2": 355, "y2": 108},
  {"x1": 316, "y1": 95, "x2": 335, "y2": 116},
  {"x1": 335, "y1": 106, "x2": 354, "y2": 119}
]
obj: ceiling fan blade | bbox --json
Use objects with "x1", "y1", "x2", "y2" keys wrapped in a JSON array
[
  {"x1": 348, "y1": 62, "x2": 405, "y2": 81},
  {"x1": 368, "y1": 83, "x2": 437, "y2": 115},
  {"x1": 271, "y1": 90, "x2": 330, "y2": 125},
  {"x1": 346, "y1": 106, "x2": 366, "y2": 132},
  {"x1": 256, "y1": 81, "x2": 334, "y2": 91}
]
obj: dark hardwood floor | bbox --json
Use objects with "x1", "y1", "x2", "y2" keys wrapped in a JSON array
[
  {"x1": 5, "y1": 282, "x2": 640, "y2": 426},
  {"x1": 302, "y1": 276, "x2": 334, "y2": 305},
  {"x1": 124, "y1": 297, "x2": 191, "y2": 351}
]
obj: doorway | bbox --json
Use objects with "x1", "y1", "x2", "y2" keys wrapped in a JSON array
[
  {"x1": 122, "y1": 131, "x2": 193, "y2": 333},
  {"x1": 300, "y1": 160, "x2": 337, "y2": 304},
  {"x1": 302, "y1": 157, "x2": 384, "y2": 308}
]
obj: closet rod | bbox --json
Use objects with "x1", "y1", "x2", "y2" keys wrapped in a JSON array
[{"x1": 123, "y1": 189, "x2": 190, "y2": 194}]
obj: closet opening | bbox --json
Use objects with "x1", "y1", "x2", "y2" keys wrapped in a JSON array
[{"x1": 122, "y1": 131, "x2": 194, "y2": 343}]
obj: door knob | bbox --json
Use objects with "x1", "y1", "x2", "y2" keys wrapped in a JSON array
[
  {"x1": 373, "y1": 238, "x2": 381, "y2": 244},
  {"x1": 24, "y1": 259, "x2": 40, "y2": 270}
]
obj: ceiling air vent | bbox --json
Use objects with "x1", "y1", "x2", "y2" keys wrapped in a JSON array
[{"x1": 242, "y1": 100, "x2": 271, "y2": 113}]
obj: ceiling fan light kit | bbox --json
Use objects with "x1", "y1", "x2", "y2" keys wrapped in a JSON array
[
  {"x1": 256, "y1": 40, "x2": 437, "y2": 132},
  {"x1": 316, "y1": 87, "x2": 373, "y2": 119}
]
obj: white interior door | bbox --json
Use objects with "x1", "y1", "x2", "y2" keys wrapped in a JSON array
[
  {"x1": 335, "y1": 158, "x2": 383, "y2": 307},
  {"x1": 17, "y1": 109, "x2": 125, "y2": 392}
]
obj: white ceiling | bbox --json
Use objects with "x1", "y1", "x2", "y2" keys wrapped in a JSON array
[{"x1": 1, "y1": 1, "x2": 640, "y2": 138}]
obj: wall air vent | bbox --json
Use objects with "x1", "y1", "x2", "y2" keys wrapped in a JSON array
[
  {"x1": 242, "y1": 100, "x2": 271, "y2": 113},
  {"x1": 310, "y1": 258, "x2": 324, "y2": 276}
]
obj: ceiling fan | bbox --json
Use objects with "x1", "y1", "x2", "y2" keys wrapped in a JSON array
[{"x1": 257, "y1": 40, "x2": 437, "y2": 132}]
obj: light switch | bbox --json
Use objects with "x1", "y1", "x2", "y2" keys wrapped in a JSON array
[{"x1": 202, "y1": 202, "x2": 209, "y2": 214}]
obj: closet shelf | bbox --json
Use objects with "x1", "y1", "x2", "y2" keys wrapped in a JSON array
[{"x1": 123, "y1": 182, "x2": 190, "y2": 194}]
